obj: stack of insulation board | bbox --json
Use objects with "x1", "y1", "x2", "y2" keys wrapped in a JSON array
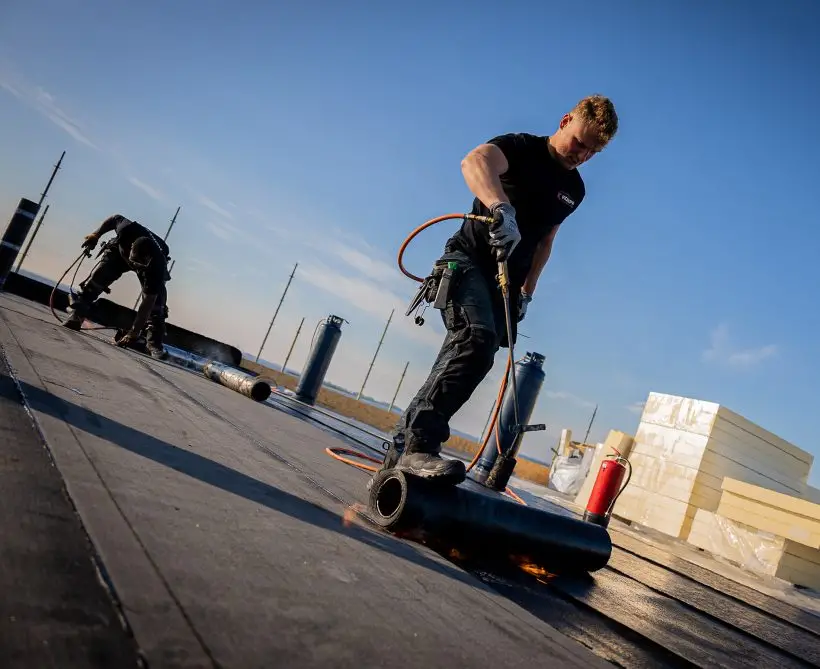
[
  {"x1": 688, "y1": 478, "x2": 820, "y2": 590},
  {"x1": 614, "y1": 392, "x2": 813, "y2": 540}
]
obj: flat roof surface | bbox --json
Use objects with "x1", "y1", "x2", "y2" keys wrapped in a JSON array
[{"x1": 1, "y1": 293, "x2": 819, "y2": 668}]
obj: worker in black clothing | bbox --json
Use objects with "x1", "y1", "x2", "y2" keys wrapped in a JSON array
[
  {"x1": 380, "y1": 94, "x2": 619, "y2": 485},
  {"x1": 64, "y1": 214, "x2": 171, "y2": 360}
]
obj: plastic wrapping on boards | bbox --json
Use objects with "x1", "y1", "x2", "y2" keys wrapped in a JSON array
[
  {"x1": 687, "y1": 508, "x2": 784, "y2": 577},
  {"x1": 548, "y1": 448, "x2": 596, "y2": 496}
]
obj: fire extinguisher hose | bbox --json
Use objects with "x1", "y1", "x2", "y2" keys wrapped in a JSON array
[{"x1": 606, "y1": 455, "x2": 633, "y2": 518}]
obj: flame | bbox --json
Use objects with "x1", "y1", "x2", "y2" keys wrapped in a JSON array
[
  {"x1": 511, "y1": 555, "x2": 557, "y2": 583},
  {"x1": 342, "y1": 503, "x2": 366, "y2": 527},
  {"x1": 448, "y1": 547, "x2": 467, "y2": 561}
]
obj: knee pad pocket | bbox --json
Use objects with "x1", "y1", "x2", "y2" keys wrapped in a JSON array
[{"x1": 469, "y1": 325, "x2": 500, "y2": 362}]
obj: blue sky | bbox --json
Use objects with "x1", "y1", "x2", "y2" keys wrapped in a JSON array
[{"x1": 1, "y1": 1, "x2": 819, "y2": 485}]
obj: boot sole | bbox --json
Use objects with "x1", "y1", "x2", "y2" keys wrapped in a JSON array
[
  {"x1": 367, "y1": 462, "x2": 465, "y2": 490},
  {"x1": 393, "y1": 463, "x2": 466, "y2": 485}
]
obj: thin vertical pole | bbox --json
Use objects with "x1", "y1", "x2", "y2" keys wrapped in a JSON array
[
  {"x1": 164, "y1": 206, "x2": 180, "y2": 241},
  {"x1": 15, "y1": 151, "x2": 65, "y2": 271},
  {"x1": 357, "y1": 308, "x2": 393, "y2": 401},
  {"x1": 387, "y1": 360, "x2": 409, "y2": 413},
  {"x1": 134, "y1": 206, "x2": 182, "y2": 310},
  {"x1": 37, "y1": 150, "x2": 65, "y2": 209},
  {"x1": 14, "y1": 204, "x2": 49, "y2": 273},
  {"x1": 583, "y1": 404, "x2": 598, "y2": 444},
  {"x1": 255, "y1": 262, "x2": 298, "y2": 363},
  {"x1": 481, "y1": 398, "x2": 496, "y2": 443},
  {"x1": 275, "y1": 316, "x2": 305, "y2": 384}
]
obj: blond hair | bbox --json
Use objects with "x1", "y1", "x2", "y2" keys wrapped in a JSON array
[{"x1": 573, "y1": 94, "x2": 618, "y2": 147}]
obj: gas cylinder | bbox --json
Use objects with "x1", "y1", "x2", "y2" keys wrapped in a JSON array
[
  {"x1": 583, "y1": 455, "x2": 630, "y2": 528},
  {"x1": 0, "y1": 197, "x2": 39, "y2": 291},
  {"x1": 295, "y1": 315, "x2": 345, "y2": 405},
  {"x1": 470, "y1": 351, "x2": 546, "y2": 484}
]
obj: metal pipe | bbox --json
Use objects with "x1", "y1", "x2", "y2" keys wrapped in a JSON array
[
  {"x1": 203, "y1": 361, "x2": 272, "y2": 402},
  {"x1": 164, "y1": 346, "x2": 271, "y2": 401},
  {"x1": 368, "y1": 469, "x2": 612, "y2": 574}
]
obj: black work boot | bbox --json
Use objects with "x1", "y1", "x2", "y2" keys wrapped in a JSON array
[
  {"x1": 62, "y1": 313, "x2": 84, "y2": 331},
  {"x1": 394, "y1": 449, "x2": 466, "y2": 485},
  {"x1": 146, "y1": 341, "x2": 168, "y2": 360},
  {"x1": 145, "y1": 320, "x2": 169, "y2": 360}
]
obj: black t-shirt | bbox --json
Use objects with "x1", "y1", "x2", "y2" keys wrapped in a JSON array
[
  {"x1": 446, "y1": 133, "x2": 585, "y2": 290},
  {"x1": 114, "y1": 217, "x2": 169, "y2": 294}
]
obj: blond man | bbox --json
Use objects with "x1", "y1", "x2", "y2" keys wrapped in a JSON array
[{"x1": 378, "y1": 95, "x2": 619, "y2": 485}]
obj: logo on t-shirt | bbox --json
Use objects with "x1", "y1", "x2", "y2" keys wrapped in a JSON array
[{"x1": 557, "y1": 191, "x2": 576, "y2": 208}]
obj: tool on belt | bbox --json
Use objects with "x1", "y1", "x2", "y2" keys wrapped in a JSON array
[{"x1": 405, "y1": 260, "x2": 459, "y2": 326}]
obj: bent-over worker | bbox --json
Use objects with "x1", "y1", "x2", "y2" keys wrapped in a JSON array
[{"x1": 64, "y1": 214, "x2": 171, "y2": 360}]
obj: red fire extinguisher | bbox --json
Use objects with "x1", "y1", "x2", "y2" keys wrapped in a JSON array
[{"x1": 584, "y1": 451, "x2": 632, "y2": 528}]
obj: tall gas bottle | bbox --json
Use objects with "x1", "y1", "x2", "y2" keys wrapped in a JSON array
[
  {"x1": 295, "y1": 315, "x2": 345, "y2": 405},
  {"x1": 471, "y1": 351, "x2": 546, "y2": 483},
  {"x1": 0, "y1": 198, "x2": 39, "y2": 291}
]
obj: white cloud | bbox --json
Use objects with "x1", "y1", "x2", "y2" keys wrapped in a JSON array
[
  {"x1": 626, "y1": 400, "x2": 645, "y2": 415},
  {"x1": 545, "y1": 390, "x2": 597, "y2": 409},
  {"x1": 183, "y1": 257, "x2": 217, "y2": 272},
  {"x1": 206, "y1": 220, "x2": 235, "y2": 241},
  {"x1": 0, "y1": 72, "x2": 98, "y2": 149},
  {"x1": 297, "y1": 260, "x2": 443, "y2": 348},
  {"x1": 128, "y1": 176, "x2": 165, "y2": 202},
  {"x1": 702, "y1": 323, "x2": 778, "y2": 369},
  {"x1": 199, "y1": 196, "x2": 234, "y2": 220},
  {"x1": 327, "y1": 240, "x2": 400, "y2": 285}
]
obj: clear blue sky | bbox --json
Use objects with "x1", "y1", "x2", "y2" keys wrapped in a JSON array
[{"x1": 1, "y1": 1, "x2": 819, "y2": 485}]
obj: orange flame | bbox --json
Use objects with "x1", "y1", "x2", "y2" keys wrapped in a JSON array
[
  {"x1": 448, "y1": 547, "x2": 468, "y2": 561},
  {"x1": 511, "y1": 555, "x2": 557, "y2": 583},
  {"x1": 342, "y1": 503, "x2": 366, "y2": 528}
]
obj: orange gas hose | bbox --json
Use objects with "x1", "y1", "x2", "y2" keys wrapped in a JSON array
[
  {"x1": 325, "y1": 212, "x2": 527, "y2": 506},
  {"x1": 397, "y1": 213, "x2": 493, "y2": 282}
]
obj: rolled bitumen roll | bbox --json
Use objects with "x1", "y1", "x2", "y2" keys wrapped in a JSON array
[{"x1": 368, "y1": 469, "x2": 612, "y2": 574}]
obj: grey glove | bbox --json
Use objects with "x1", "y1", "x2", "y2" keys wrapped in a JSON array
[
  {"x1": 518, "y1": 291, "x2": 532, "y2": 322},
  {"x1": 488, "y1": 202, "x2": 521, "y2": 262}
]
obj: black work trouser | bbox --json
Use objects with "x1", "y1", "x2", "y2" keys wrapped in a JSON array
[
  {"x1": 393, "y1": 249, "x2": 510, "y2": 454},
  {"x1": 70, "y1": 248, "x2": 168, "y2": 343}
]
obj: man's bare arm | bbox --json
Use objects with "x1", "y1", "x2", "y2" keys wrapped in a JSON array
[
  {"x1": 522, "y1": 225, "x2": 560, "y2": 295},
  {"x1": 461, "y1": 144, "x2": 510, "y2": 208},
  {"x1": 91, "y1": 215, "x2": 122, "y2": 238},
  {"x1": 128, "y1": 293, "x2": 157, "y2": 336}
]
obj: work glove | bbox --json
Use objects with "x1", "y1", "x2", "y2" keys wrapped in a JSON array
[
  {"x1": 518, "y1": 291, "x2": 532, "y2": 322},
  {"x1": 488, "y1": 202, "x2": 521, "y2": 262},
  {"x1": 113, "y1": 330, "x2": 138, "y2": 348},
  {"x1": 81, "y1": 233, "x2": 99, "y2": 252}
]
